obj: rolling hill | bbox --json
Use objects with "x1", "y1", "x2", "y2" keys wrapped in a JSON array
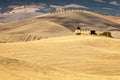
[
  {"x1": 0, "y1": 1, "x2": 120, "y2": 80},
  {"x1": 0, "y1": 10, "x2": 120, "y2": 43},
  {"x1": 0, "y1": 35, "x2": 120, "y2": 80},
  {"x1": 0, "y1": 9, "x2": 120, "y2": 80}
]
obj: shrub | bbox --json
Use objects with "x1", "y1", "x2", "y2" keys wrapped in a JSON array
[
  {"x1": 99, "y1": 32, "x2": 112, "y2": 37},
  {"x1": 77, "y1": 26, "x2": 81, "y2": 30}
]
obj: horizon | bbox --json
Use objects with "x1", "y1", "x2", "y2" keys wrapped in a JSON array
[{"x1": 0, "y1": 0, "x2": 120, "y2": 16}]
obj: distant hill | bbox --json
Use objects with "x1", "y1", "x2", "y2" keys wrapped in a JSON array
[
  {"x1": 0, "y1": 0, "x2": 120, "y2": 16},
  {"x1": 38, "y1": 10, "x2": 120, "y2": 31},
  {"x1": 0, "y1": 10, "x2": 120, "y2": 43},
  {"x1": 1, "y1": 0, "x2": 120, "y2": 23},
  {"x1": 0, "y1": 12, "x2": 42, "y2": 23}
]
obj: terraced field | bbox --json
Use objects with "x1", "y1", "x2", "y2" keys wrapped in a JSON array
[
  {"x1": 0, "y1": 32, "x2": 72, "y2": 43},
  {"x1": 0, "y1": 20, "x2": 72, "y2": 42}
]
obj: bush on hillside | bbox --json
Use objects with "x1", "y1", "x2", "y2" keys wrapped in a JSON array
[{"x1": 99, "y1": 32, "x2": 112, "y2": 37}]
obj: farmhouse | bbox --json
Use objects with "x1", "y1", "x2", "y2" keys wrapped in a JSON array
[{"x1": 75, "y1": 27, "x2": 96, "y2": 35}]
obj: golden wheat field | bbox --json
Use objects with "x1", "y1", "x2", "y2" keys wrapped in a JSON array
[
  {"x1": 0, "y1": 10, "x2": 120, "y2": 80},
  {"x1": 0, "y1": 35, "x2": 120, "y2": 80}
]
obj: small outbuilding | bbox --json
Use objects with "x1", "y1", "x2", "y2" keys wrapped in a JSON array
[{"x1": 90, "y1": 30, "x2": 96, "y2": 35}]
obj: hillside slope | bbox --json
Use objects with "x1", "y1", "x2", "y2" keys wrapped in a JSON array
[
  {"x1": 0, "y1": 17, "x2": 72, "y2": 43},
  {"x1": 0, "y1": 10, "x2": 120, "y2": 43},
  {"x1": 38, "y1": 10, "x2": 120, "y2": 31},
  {"x1": 0, "y1": 35, "x2": 120, "y2": 80}
]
